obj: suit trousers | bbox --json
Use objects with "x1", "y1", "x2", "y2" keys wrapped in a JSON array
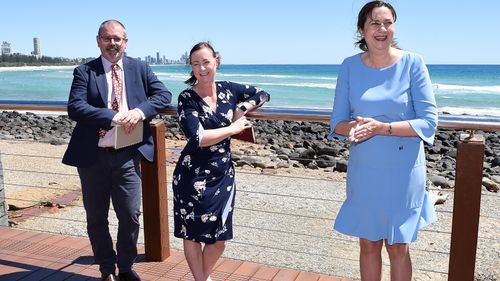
[{"x1": 77, "y1": 146, "x2": 142, "y2": 274}]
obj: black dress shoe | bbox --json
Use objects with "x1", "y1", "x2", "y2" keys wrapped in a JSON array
[
  {"x1": 101, "y1": 273, "x2": 118, "y2": 281},
  {"x1": 119, "y1": 270, "x2": 142, "y2": 281}
]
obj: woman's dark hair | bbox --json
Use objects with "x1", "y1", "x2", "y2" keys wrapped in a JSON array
[
  {"x1": 184, "y1": 41, "x2": 218, "y2": 85},
  {"x1": 355, "y1": 1, "x2": 397, "y2": 51}
]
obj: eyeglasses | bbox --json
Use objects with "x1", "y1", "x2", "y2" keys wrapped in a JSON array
[{"x1": 99, "y1": 36, "x2": 126, "y2": 44}]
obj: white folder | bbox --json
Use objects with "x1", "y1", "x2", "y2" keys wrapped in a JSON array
[{"x1": 114, "y1": 121, "x2": 143, "y2": 149}]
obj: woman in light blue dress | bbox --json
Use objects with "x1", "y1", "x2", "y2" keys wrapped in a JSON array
[{"x1": 329, "y1": 1, "x2": 437, "y2": 280}]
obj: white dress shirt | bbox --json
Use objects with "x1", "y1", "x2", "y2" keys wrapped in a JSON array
[{"x1": 98, "y1": 57, "x2": 129, "y2": 148}]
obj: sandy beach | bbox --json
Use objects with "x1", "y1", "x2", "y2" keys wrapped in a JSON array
[
  {"x1": 0, "y1": 65, "x2": 77, "y2": 72},
  {"x1": 1, "y1": 139, "x2": 499, "y2": 281}
]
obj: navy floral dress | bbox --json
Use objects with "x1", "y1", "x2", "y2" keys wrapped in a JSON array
[{"x1": 173, "y1": 81, "x2": 269, "y2": 244}]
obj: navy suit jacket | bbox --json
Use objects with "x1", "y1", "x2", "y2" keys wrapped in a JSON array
[{"x1": 62, "y1": 56, "x2": 172, "y2": 167}]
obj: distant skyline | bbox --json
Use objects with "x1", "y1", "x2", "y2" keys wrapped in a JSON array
[{"x1": 0, "y1": 0, "x2": 498, "y2": 64}]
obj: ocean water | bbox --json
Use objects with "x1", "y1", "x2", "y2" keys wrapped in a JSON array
[{"x1": 0, "y1": 64, "x2": 499, "y2": 116}]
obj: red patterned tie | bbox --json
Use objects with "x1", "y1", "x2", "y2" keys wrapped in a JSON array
[
  {"x1": 99, "y1": 64, "x2": 123, "y2": 138},
  {"x1": 110, "y1": 64, "x2": 122, "y2": 112}
]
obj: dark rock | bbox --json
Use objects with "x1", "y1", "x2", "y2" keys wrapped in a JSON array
[
  {"x1": 307, "y1": 162, "x2": 319, "y2": 170},
  {"x1": 446, "y1": 148, "x2": 457, "y2": 158},
  {"x1": 440, "y1": 158, "x2": 455, "y2": 171},
  {"x1": 491, "y1": 157, "x2": 500, "y2": 167},
  {"x1": 298, "y1": 148, "x2": 316, "y2": 160},
  {"x1": 428, "y1": 146, "x2": 442, "y2": 154},
  {"x1": 316, "y1": 155, "x2": 336, "y2": 168},
  {"x1": 303, "y1": 140, "x2": 314, "y2": 149},
  {"x1": 294, "y1": 147, "x2": 307, "y2": 155},
  {"x1": 334, "y1": 160, "x2": 348, "y2": 172},
  {"x1": 231, "y1": 154, "x2": 242, "y2": 161},
  {"x1": 235, "y1": 160, "x2": 253, "y2": 167},
  {"x1": 482, "y1": 177, "x2": 499, "y2": 192},
  {"x1": 277, "y1": 154, "x2": 289, "y2": 160},
  {"x1": 240, "y1": 156, "x2": 264, "y2": 168},
  {"x1": 49, "y1": 138, "x2": 67, "y2": 145},
  {"x1": 427, "y1": 154, "x2": 441, "y2": 162},
  {"x1": 428, "y1": 174, "x2": 452, "y2": 189},
  {"x1": 276, "y1": 148, "x2": 292, "y2": 155},
  {"x1": 484, "y1": 146, "x2": 494, "y2": 157},
  {"x1": 276, "y1": 161, "x2": 290, "y2": 168},
  {"x1": 317, "y1": 146, "x2": 340, "y2": 157}
]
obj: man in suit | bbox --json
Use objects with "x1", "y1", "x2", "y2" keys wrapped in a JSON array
[{"x1": 62, "y1": 19, "x2": 172, "y2": 281}]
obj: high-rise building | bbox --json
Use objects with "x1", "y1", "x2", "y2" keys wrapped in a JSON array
[
  {"x1": 32, "y1": 37, "x2": 41, "y2": 58},
  {"x1": 180, "y1": 51, "x2": 188, "y2": 64},
  {"x1": 1, "y1": 41, "x2": 11, "y2": 55},
  {"x1": 156, "y1": 52, "x2": 160, "y2": 64}
]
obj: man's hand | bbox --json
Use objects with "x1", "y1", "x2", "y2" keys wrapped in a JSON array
[{"x1": 115, "y1": 109, "x2": 143, "y2": 134}]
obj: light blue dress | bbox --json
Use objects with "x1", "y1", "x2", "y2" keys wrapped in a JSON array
[{"x1": 330, "y1": 52, "x2": 438, "y2": 245}]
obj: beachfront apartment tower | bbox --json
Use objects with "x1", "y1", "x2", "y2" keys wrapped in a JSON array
[
  {"x1": 180, "y1": 51, "x2": 188, "y2": 64},
  {"x1": 1, "y1": 41, "x2": 11, "y2": 55},
  {"x1": 32, "y1": 37, "x2": 41, "y2": 59}
]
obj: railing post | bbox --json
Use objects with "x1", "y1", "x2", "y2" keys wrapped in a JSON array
[
  {"x1": 448, "y1": 133, "x2": 485, "y2": 281},
  {"x1": 0, "y1": 152, "x2": 7, "y2": 226},
  {"x1": 141, "y1": 119, "x2": 170, "y2": 261}
]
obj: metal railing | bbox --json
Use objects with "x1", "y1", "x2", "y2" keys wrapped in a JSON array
[{"x1": 1, "y1": 101, "x2": 499, "y2": 281}]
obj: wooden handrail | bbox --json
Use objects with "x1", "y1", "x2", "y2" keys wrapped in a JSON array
[{"x1": 1, "y1": 102, "x2": 499, "y2": 131}]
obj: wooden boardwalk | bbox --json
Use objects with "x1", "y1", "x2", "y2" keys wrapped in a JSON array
[{"x1": 0, "y1": 227, "x2": 353, "y2": 281}]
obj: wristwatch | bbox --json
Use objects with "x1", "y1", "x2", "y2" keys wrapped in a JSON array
[{"x1": 238, "y1": 104, "x2": 248, "y2": 113}]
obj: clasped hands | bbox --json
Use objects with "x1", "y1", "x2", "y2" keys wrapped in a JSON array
[
  {"x1": 348, "y1": 116, "x2": 383, "y2": 143},
  {"x1": 112, "y1": 109, "x2": 143, "y2": 134}
]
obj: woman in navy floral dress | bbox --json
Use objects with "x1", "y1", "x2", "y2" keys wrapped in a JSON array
[{"x1": 172, "y1": 42, "x2": 270, "y2": 281}]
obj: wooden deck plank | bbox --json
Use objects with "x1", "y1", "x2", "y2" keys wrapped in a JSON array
[{"x1": 0, "y1": 227, "x2": 353, "y2": 281}]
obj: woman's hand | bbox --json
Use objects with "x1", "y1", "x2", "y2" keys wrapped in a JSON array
[
  {"x1": 231, "y1": 116, "x2": 252, "y2": 135},
  {"x1": 348, "y1": 117, "x2": 384, "y2": 142}
]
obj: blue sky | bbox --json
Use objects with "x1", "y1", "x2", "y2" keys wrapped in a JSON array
[{"x1": 0, "y1": 0, "x2": 497, "y2": 64}]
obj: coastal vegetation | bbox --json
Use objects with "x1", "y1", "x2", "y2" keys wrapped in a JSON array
[{"x1": 0, "y1": 54, "x2": 94, "y2": 67}]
